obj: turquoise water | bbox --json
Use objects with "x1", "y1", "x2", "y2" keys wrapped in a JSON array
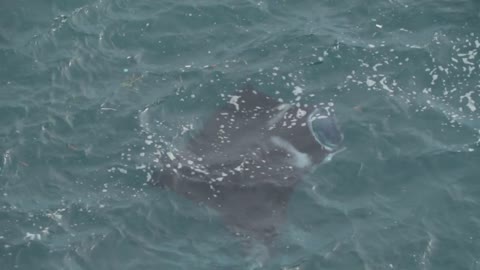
[{"x1": 1, "y1": 0, "x2": 480, "y2": 269}]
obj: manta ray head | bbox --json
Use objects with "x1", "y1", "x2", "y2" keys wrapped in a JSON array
[
  {"x1": 269, "y1": 104, "x2": 344, "y2": 168},
  {"x1": 307, "y1": 107, "x2": 344, "y2": 153}
]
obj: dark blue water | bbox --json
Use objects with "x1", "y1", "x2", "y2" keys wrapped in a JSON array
[{"x1": 1, "y1": 0, "x2": 480, "y2": 269}]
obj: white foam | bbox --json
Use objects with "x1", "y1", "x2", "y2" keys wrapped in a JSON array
[
  {"x1": 296, "y1": 108, "x2": 307, "y2": 118},
  {"x1": 229, "y1": 95, "x2": 241, "y2": 111},
  {"x1": 379, "y1": 77, "x2": 394, "y2": 93},
  {"x1": 366, "y1": 78, "x2": 376, "y2": 87},
  {"x1": 293, "y1": 86, "x2": 304, "y2": 96},
  {"x1": 373, "y1": 63, "x2": 383, "y2": 71},
  {"x1": 25, "y1": 232, "x2": 41, "y2": 241},
  {"x1": 460, "y1": 91, "x2": 476, "y2": 112},
  {"x1": 167, "y1": 152, "x2": 176, "y2": 161}
]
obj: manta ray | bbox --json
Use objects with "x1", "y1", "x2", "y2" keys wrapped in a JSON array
[{"x1": 152, "y1": 86, "x2": 344, "y2": 258}]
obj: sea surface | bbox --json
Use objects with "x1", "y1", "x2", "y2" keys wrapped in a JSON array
[{"x1": 1, "y1": 0, "x2": 480, "y2": 269}]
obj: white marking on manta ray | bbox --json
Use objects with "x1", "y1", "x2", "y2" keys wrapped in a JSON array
[
  {"x1": 268, "y1": 103, "x2": 292, "y2": 128},
  {"x1": 270, "y1": 136, "x2": 312, "y2": 169}
]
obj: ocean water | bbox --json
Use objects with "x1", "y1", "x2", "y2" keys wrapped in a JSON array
[{"x1": 1, "y1": 0, "x2": 480, "y2": 269}]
